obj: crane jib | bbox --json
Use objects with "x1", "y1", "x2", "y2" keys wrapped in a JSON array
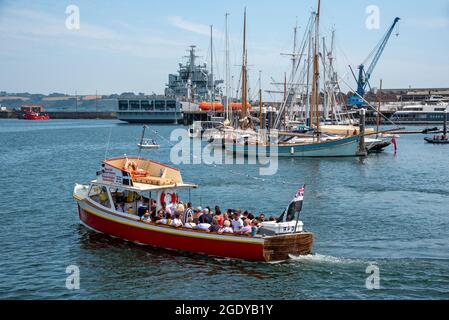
[{"x1": 348, "y1": 17, "x2": 401, "y2": 107}]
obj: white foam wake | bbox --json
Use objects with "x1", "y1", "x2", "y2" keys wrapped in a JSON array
[{"x1": 289, "y1": 254, "x2": 362, "y2": 265}]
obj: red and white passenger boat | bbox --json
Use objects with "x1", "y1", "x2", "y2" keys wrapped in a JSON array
[
  {"x1": 73, "y1": 156, "x2": 314, "y2": 262},
  {"x1": 23, "y1": 111, "x2": 50, "y2": 120}
]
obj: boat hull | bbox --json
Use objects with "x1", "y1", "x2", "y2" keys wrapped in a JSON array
[
  {"x1": 424, "y1": 137, "x2": 449, "y2": 144},
  {"x1": 76, "y1": 199, "x2": 313, "y2": 262},
  {"x1": 226, "y1": 135, "x2": 361, "y2": 157},
  {"x1": 23, "y1": 113, "x2": 50, "y2": 120}
]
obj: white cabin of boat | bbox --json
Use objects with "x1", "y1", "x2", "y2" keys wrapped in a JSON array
[{"x1": 93, "y1": 156, "x2": 197, "y2": 210}]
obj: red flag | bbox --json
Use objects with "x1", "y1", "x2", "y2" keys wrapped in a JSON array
[{"x1": 391, "y1": 136, "x2": 397, "y2": 153}]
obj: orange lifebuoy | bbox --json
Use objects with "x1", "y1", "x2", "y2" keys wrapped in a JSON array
[{"x1": 160, "y1": 192, "x2": 178, "y2": 206}]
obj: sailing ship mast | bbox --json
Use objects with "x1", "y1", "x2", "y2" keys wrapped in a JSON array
[
  {"x1": 377, "y1": 79, "x2": 383, "y2": 138},
  {"x1": 225, "y1": 13, "x2": 231, "y2": 123},
  {"x1": 240, "y1": 8, "x2": 249, "y2": 129},
  {"x1": 259, "y1": 70, "x2": 263, "y2": 129},
  {"x1": 311, "y1": 0, "x2": 321, "y2": 140},
  {"x1": 210, "y1": 25, "x2": 215, "y2": 104}
]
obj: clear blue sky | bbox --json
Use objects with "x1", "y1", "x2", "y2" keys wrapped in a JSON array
[{"x1": 0, "y1": 0, "x2": 448, "y2": 96}]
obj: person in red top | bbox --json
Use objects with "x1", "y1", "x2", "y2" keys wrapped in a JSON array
[{"x1": 215, "y1": 207, "x2": 224, "y2": 227}]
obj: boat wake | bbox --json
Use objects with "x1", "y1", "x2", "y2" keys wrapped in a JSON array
[{"x1": 288, "y1": 254, "x2": 363, "y2": 265}]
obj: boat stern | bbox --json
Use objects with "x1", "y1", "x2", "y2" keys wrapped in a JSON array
[{"x1": 263, "y1": 232, "x2": 314, "y2": 262}]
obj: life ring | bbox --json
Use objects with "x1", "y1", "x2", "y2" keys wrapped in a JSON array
[{"x1": 160, "y1": 192, "x2": 178, "y2": 206}]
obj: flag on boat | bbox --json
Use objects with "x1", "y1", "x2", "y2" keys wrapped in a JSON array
[
  {"x1": 391, "y1": 136, "x2": 398, "y2": 153},
  {"x1": 277, "y1": 186, "x2": 305, "y2": 223}
]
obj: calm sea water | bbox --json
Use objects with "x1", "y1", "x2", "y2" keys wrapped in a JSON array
[{"x1": 0, "y1": 119, "x2": 448, "y2": 300}]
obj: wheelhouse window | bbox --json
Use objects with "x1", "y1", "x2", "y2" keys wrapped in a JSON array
[
  {"x1": 109, "y1": 188, "x2": 155, "y2": 218},
  {"x1": 141, "y1": 100, "x2": 153, "y2": 111},
  {"x1": 166, "y1": 100, "x2": 177, "y2": 110},
  {"x1": 130, "y1": 100, "x2": 141, "y2": 110},
  {"x1": 118, "y1": 100, "x2": 129, "y2": 111},
  {"x1": 88, "y1": 185, "x2": 111, "y2": 208},
  {"x1": 155, "y1": 100, "x2": 166, "y2": 110}
]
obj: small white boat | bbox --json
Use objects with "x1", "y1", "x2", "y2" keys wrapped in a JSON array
[
  {"x1": 138, "y1": 140, "x2": 160, "y2": 149},
  {"x1": 137, "y1": 126, "x2": 160, "y2": 149}
]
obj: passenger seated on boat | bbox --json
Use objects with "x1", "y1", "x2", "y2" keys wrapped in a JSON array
[
  {"x1": 209, "y1": 216, "x2": 221, "y2": 233},
  {"x1": 269, "y1": 216, "x2": 276, "y2": 222},
  {"x1": 183, "y1": 203, "x2": 194, "y2": 225},
  {"x1": 251, "y1": 220, "x2": 259, "y2": 237},
  {"x1": 138, "y1": 205, "x2": 148, "y2": 220},
  {"x1": 223, "y1": 212, "x2": 230, "y2": 224},
  {"x1": 218, "y1": 220, "x2": 234, "y2": 234},
  {"x1": 258, "y1": 214, "x2": 266, "y2": 223},
  {"x1": 193, "y1": 207, "x2": 203, "y2": 224},
  {"x1": 116, "y1": 203, "x2": 125, "y2": 213},
  {"x1": 214, "y1": 208, "x2": 224, "y2": 227},
  {"x1": 172, "y1": 213, "x2": 183, "y2": 228},
  {"x1": 196, "y1": 217, "x2": 211, "y2": 232},
  {"x1": 143, "y1": 211, "x2": 151, "y2": 222},
  {"x1": 252, "y1": 219, "x2": 261, "y2": 228},
  {"x1": 150, "y1": 210, "x2": 159, "y2": 222},
  {"x1": 184, "y1": 217, "x2": 197, "y2": 229},
  {"x1": 231, "y1": 212, "x2": 244, "y2": 233},
  {"x1": 156, "y1": 212, "x2": 172, "y2": 225},
  {"x1": 239, "y1": 220, "x2": 252, "y2": 235},
  {"x1": 158, "y1": 202, "x2": 168, "y2": 217},
  {"x1": 198, "y1": 208, "x2": 212, "y2": 224}
]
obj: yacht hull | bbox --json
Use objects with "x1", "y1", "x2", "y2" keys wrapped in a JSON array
[{"x1": 226, "y1": 135, "x2": 361, "y2": 157}]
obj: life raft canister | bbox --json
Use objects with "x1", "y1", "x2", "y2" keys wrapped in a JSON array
[{"x1": 160, "y1": 192, "x2": 178, "y2": 206}]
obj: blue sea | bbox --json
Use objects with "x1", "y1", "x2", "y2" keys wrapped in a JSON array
[{"x1": 0, "y1": 119, "x2": 448, "y2": 300}]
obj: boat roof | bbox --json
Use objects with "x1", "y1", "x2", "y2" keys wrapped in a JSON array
[
  {"x1": 97, "y1": 156, "x2": 198, "y2": 192},
  {"x1": 91, "y1": 180, "x2": 198, "y2": 193}
]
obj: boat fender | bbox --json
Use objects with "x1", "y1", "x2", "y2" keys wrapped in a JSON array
[{"x1": 160, "y1": 192, "x2": 178, "y2": 206}]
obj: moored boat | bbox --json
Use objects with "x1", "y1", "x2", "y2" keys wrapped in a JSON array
[
  {"x1": 425, "y1": 110, "x2": 448, "y2": 144},
  {"x1": 73, "y1": 156, "x2": 314, "y2": 262},
  {"x1": 226, "y1": 134, "x2": 361, "y2": 157},
  {"x1": 23, "y1": 111, "x2": 50, "y2": 120},
  {"x1": 137, "y1": 125, "x2": 160, "y2": 149}
]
